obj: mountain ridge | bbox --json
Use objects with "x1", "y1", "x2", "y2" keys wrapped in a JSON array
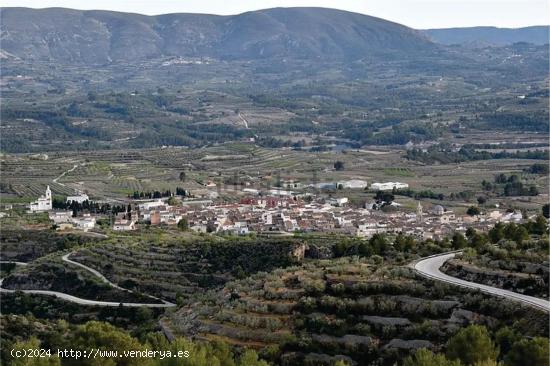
[
  {"x1": 0, "y1": 7, "x2": 436, "y2": 64},
  {"x1": 423, "y1": 26, "x2": 549, "y2": 46}
]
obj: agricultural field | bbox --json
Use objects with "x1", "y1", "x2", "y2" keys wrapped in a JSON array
[
  {"x1": 22, "y1": 232, "x2": 306, "y2": 301},
  {"x1": 165, "y1": 256, "x2": 548, "y2": 365},
  {"x1": 1, "y1": 141, "x2": 547, "y2": 218}
]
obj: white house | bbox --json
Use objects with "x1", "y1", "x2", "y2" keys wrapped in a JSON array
[
  {"x1": 370, "y1": 182, "x2": 409, "y2": 191},
  {"x1": 49, "y1": 211, "x2": 72, "y2": 224},
  {"x1": 113, "y1": 219, "x2": 136, "y2": 231},
  {"x1": 487, "y1": 210, "x2": 503, "y2": 221},
  {"x1": 311, "y1": 182, "x2": 337, "y2": 189},
  {"x1": 72, "y1": 217, "x2": 96, "y2": 231},
  {"x1": 138, "y1": 200, "x2": 165, "y2": 211},
  {"x1": 356, "y1": 222, "x2": 387, "y2": 238},
  {"x1": 338, "y1": 180, "x2": 368, "y2": 189},
  {"x1": 328, "y1": 197, "x2": 349, "y2": 207},
  {"x1": 66, "y1": 193, "x2": 89, "y2": 204},
  {"x1": 28, "y1": 186, "x2": 52, "y2": 212}
]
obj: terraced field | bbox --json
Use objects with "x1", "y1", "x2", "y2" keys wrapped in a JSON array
[
  {"x1": 0, "y1": 229, "x2": 104, "y2": 262},
  {"x1": 441, "y1": 235, "x2": 549, "y2": 299},
  {"x1": 0, "y1": 156, "x2": 77, "y2": 198},
  {"x1": 69, "y1": 236, "x2": 304, "y2": 302},
  {"x1": 1, "y1": 254, "x2": 158, "y2": 304},
  {"x1": 166, "y1": 257, "x2": 548, "y2": 365},
  {"x1": 2, "y1": 143, "x2": 547, "y2": 218}
]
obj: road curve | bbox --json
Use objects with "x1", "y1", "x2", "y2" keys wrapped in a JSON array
[
  {"x1": 0, "y1": 279, "x2": 173, "y2": 307},
  {"x1": 414, "y1": 252, "x2": 550, "y2": 312},
  {"x1": 0, "y1": 255, "x2": 175, "y2": 308}
]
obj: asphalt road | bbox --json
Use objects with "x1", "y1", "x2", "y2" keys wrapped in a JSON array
[
  {"x1": 0, "y1": 255, "x2": 176, "y2": 308},
  {"x1": 414, "y1": 252, "x2": 550, "y2": 312}
]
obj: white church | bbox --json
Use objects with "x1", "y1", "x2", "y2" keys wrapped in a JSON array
[{"x1": 28, "y1": 185, "x2": 53, "y2": 213}]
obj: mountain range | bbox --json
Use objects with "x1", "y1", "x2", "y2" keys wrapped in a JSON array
[
  {"x1": 424, "y1": 26, "x2": 549, "y2": 46},
  {"x1": 0, "y1": 7, "x2": 547, "y2": 66},
  {"x1": 0, "y1": 7, "x2": 436, "y2": 64}
]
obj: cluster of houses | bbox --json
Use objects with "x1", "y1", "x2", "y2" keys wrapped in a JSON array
[
  {"x1": 112, "y1": 195, "x2": 524, "y2": 240},
  {"x1": 49, "y1": 211, "x2": 96, "y2": 231},
  {"x1": 27, "y1": 186, "x2": 96, "y2": 231},
  {"x1": 26, "y1": 185, "x2": 527, "y2": 239}
]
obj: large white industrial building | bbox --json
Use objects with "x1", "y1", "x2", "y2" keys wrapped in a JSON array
[
  {"x1": 370, "y1": 182, "x2": 409, "y2": 191},
  {"x1": 66, "y1": 192, "x2": 89, "y2": 204}
]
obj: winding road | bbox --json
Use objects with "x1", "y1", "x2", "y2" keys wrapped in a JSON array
[
  {"x1": 52, "y1": 163, "x2": 81, "y2": 187},
  {"x1": 0, "y1": 254, "x2": 176, "y2": 308},
  {"x1": 414, "y1": 252, "x2": 550, "y2": 312},
  {"x1": 3, "y1": 251, "x2": 549, "y2": 311}
]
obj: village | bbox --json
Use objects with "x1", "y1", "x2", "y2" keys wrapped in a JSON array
[{"x1": 22, "y1": 179, "x2": 527, "y2": 240}]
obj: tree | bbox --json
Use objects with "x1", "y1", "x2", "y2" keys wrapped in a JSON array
[
  {"x1": 177, "y1": 218, "x2": 189, "y2": 231},
  {"x1": 531, "y1": 215, "x2": 549, "y2": 235},
  {"x1": 179, "y1": 171, "x2": 186, "y2": 182},
  {"x1": 477, "y1": 196, "x2": 487, "y2": 205},
  {"x1": 489, "y1": 222, "x2": 505, "y2": 243},
  {"x1": 504, "y1": 337, "x2": 549, "y2": 366},
  {"x1": 135, "y1": 306, "x2": 153, "y2": 322},
  {"x1": 394, "y1": 233, "x2": 407, "y2": 252},
  {"x1": 543, "y1": 204, "x2": 549, "y2": 219},
  {"x1": 467, "y1": 206, "x2": 480, "y2": 216},
  {"x1": 375, "y1": 191, "x2": 394, "y2": 203},
  {"x1": 495, "y1": 173, "x2": 508, "y2": 184},
  {"x1": 462, "y1": 248, "x2": 477, "y2": 263},
  {"x1": 334, "y1": 161, "x2": 345, "y2": 171},
  {"x1": 167, "y1": 196, "x2": 178, "y2": 206},
  {"x1": 72, "y1": 321, "x2": 146, "y2": 366},
  {"x1": 11, "y1": 337, "x2": 61, "y2": 366},
  {"x1": 446, "y1": 325, "x2": 498, "y2": 365},
  {"x1": 403, "y1": 348, "x2": 461, "y2": 366},
  {"x1": 452, "y1": 233, "x2": 468, "y2": 249},
  {"x1": 512, "y1": 226, "x2": 529, "y2": 245},
  {"x1": 495, "y1": 326, "x2": 520, "y2": 356},
  {"x1": 333, "y1": 361, "x2": 351, "y2": 366},
  {"x1": 473, "y1": 360, "x2": 498, "y2": 366},
  {"x1": 527, "y1": 163, "x2": 549, "y2": 175},
  {"x1": 369, "y1": 234, "x2": 389, "y2": 255},
  {"x1": 237, "y1": 350, "x2": 269, "y2": 366},
  {"x1": 1, "y1": 262, "x2": 16, "y2": 275}
]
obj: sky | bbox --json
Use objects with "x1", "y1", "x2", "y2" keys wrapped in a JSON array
[{"x1": 1, "y1": 0, "x2": 549, "y2": 29}]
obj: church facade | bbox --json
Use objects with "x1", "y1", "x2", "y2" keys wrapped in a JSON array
[{"x1": 28, "y1": 186, "x2": 53, "y2": 212}]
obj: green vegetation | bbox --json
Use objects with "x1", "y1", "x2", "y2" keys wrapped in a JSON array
[
  {"x1": 406, "y1": 145, "x2": 548, "y2": 165},
  {"x1": 56, "y1": 236, "x2": 304, "y2": 301},
  {"x1": 446, "y1": 325, "x2": 498, "y2": 365},
  {"x1": 404, "y1": 348, "x2": 460, "y2": 366},
  {"x1": 442, "y1": 219, "x2": 549, "y2": 298},
  {"x1": 481, "y1": 173, "x2": 540, "y2": 197},
  {"x1": 1, "y1": 221, "x2": 549, "y2": 365},
  {"x1": 2, "y1": 317, "x2": 268, "y2": 366}
]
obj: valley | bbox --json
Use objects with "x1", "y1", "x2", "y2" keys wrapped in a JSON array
[{"x1": 0, "y1": 5, "x2": 549, "y2": 366}]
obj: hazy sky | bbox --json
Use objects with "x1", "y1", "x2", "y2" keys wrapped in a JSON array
[{"x1": 2, "y1": 0, "x2": 549, "y2": 29}]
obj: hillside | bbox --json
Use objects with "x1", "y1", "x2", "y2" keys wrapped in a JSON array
[
  {"x1": 165, "y1": 256, "x2": 548, "y2": 365},
  {"x1": 0, "y1": 7, "x2": 436, "y2": 64},
  {"x1": 424, "y1": 26, "x2": 549, "y2": 46}
]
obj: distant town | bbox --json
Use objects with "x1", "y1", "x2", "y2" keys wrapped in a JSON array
[{"x1": 22, "y1": 179, "x2": 528, "y2": 240}]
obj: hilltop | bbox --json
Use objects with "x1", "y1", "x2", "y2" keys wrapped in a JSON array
[{"x1": 0, "y1": 7, "x2": 436, "y2": 64}]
